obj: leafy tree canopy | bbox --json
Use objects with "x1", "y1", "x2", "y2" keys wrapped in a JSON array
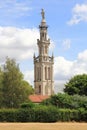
[
  {"x1": 64, "y1": 74, "x2": 87, "y2": 96},
  {"x1": 0, "y1": 57, "x2": 34, "y2": 108},
  {"x1": 41, "y1": 93, "x2": 87, "y2": 109}
]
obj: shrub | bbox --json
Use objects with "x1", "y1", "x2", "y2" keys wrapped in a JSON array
[{"x1": 20, "y1": 102, "x2": 35, "y2": 109}]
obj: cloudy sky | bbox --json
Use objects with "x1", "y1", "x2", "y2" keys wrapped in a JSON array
[{"x1": 0, "y1": 0, "x2": 87, "y2": 93}]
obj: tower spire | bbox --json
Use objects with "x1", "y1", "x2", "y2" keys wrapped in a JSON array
[{"x1": 39, "y1": 9, "x2": 48, "y2": 42}]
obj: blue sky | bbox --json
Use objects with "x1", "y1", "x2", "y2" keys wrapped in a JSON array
[{"x1": 0, "y1": 0, "x2": 87, "y2": 92}]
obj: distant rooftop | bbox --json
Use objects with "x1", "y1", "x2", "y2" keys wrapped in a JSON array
[{"x1": 29, "y1": 95, "x2": 49, "y2": 103}]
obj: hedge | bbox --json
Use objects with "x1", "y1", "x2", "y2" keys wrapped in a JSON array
[
  {"x1": 57, "y1": 109, "x2": 79, "y2": 122},
  {"x1": 0, "y1": 107, "x2": 87, "y2": 122},
  {"x1": 0, "y1": 109, "x2": 18, "y2": 122},
  {"x1": 33, "y1": 106, "x2": 58, "y2": 122}
]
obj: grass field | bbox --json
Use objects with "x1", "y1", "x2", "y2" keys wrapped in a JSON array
[{"x1": 0, "y1": 123, "x2": 87, "y2": 130}]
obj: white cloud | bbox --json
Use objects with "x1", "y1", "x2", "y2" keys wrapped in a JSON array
[
  {"x1": 78, "y1": 50, "x2": 87, "y2": 61},
  {"x1": 54, "y1": 80, "x2": 65, "y2": 94},
  {"x1": 68, "y1": 3, "x2": 87, "y2": 25},
  {"x1": 0, "y1": 0, "x2": 32, "y2": 17},
  {"x1": 54, "y1": 56, "x2": 73, "y2": 80},
  {"x1": 0, "y1": 26, "x2": 54, "y2": 62},
  {"x1": 0, "y1": 26, "x2": 39, "y2": 62},
  {"x1": 62, "y1": 39, "x2": 71, "y2": 50}
]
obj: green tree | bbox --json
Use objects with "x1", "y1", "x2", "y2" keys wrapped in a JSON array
[
  {"x1": 71, "y1": 95, "x2": 87, "y2": 109},
  {"x1": 41, "y1": 93, "x2": 87, "y2": 109},
  {"x1": 64, "y1": 74, "x2": 87, "y2": 95},
  {"x1": 41, "y1": 93, "x2": 72, "y2": 108},
  {"x1": 51, "y1": 93, "x2": 72, "y2": 108},
  {"x1": 20, "y1": 80, "x2": 34, "y2": 99},
  {"x1": 2, "y1": 57, "x2": 34, "y2": 108}
]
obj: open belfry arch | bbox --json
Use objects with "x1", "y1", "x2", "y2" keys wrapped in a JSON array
[{"x1": 34, "y1": 9, "x2": 54, "y2": 96}]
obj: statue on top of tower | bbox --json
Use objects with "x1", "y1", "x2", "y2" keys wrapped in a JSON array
[{"x1": 41, "y1": 9, "x2": 45, "y2": 19}]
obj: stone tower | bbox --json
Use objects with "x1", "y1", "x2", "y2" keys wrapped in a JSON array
[{"x1": 34, "y1": 9, "x2": 54, "y2": 95}]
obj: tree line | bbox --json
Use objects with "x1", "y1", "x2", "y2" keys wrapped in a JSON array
[
  {"x1": 0, "y1": 57, "x2": 87, "y2": 109},
  {"x1": 0, "y1": 58, "x2": 87, "y2": 122}
]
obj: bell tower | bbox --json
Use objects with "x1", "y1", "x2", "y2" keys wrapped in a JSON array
[{"x1": 34, "y1": 9, "x2": 54, "y2": 95}]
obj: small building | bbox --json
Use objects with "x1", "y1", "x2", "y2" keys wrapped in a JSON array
[{"x1": 29, "y1": 95, "x2": 49, "y2": 104}]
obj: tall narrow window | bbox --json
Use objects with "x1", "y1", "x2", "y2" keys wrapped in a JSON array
[
  {"x1": 39, "y1": 85, "x2": 41, "y2": 94},
  {"x1": 37, "y1": 67, "x2": 39, "y2": 80},
  {"x1": 35, "y1": 66, "x2": 36, "y2": 81},
  {"x1": 37, "y1": 67, "x2": 41, "y2": 80},
  {"x1": 42, "y1": 33, "x2": 44, "y2": 37},
  {"x1": 42, "y1": 33, "x2": 44, "y2": 40},
  {"x1": 45, "y1": 67, "x2": 47, "y2": 80},
  {"x1": 45, "y1": 33, "x2": 46, "y2": 40},
  {"x1": 39, "y1": 67, "x2": 41, "y2": 81},
  {"x1": 48, "y1": 67, "x2": 50, "y2": 80}
]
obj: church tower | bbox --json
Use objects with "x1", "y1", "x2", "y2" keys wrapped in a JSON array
[{"x1": 34, "y1": 9, "x2": 54, "y2": 95}]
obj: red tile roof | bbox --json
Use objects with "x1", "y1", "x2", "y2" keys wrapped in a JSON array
[{"x1": 29, "y1": 95, "x2": 50, "y2": 103}]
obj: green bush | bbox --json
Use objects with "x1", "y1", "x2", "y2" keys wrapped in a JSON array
[{"x1": 20, "y1": 102, "x2": 35, "y2": 109}]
